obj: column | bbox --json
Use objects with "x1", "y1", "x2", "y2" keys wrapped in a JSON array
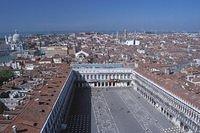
[{"x1": 98, "y1": 82, "x2": 100, "y2": 87}]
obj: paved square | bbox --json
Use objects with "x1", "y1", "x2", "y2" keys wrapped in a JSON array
[{"x1": 66, "y1": 87, "x2": 175, "y2": 133}]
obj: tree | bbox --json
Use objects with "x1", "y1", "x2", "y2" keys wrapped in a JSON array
[{"x1": 0, "y1": 70, "x2": 14, "y2": 85}]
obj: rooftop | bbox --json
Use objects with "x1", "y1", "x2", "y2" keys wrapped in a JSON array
[
  {"x1": 1, "y1": 63, "x2": 70, "y2": 133},
  {"x1": 136, "y1": 67, "x2": 200, "y2": 111}
]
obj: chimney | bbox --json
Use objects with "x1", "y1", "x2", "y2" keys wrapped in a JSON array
[
  {"x1": 12, "y1": 125, "x2": 17, "y2": 133},
  {"x1": 5, "y1": 114, "x2": 10, "y2": 120}
]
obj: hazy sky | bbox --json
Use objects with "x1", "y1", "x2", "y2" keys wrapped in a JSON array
[{"x1": 0, "y1": 0, "x2": 200, "y2": 33}]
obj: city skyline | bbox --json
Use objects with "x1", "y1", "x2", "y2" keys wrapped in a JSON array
[{"x1": 0, "y1": 0, "x2": 200, "y2": 33}]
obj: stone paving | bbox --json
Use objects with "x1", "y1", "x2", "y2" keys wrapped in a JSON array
[
  {"x1": 117, "y1": 89, "x2": 164, "y2": 133},
  {"x1": 116, "y1": 89, "x2": 182, "y2": 133},
  {"x1": 91, "y1": 88, "x2": 176, "y2": 133},
  {"x1": 91, "y1": 89, "x2": 119, "y2": 133},
  {"x1": 66, "y1": 87, "x2": 176, "y2": 133},
  {"x1": 67, "y1": 114, "x2": 90, "y2": 133}
]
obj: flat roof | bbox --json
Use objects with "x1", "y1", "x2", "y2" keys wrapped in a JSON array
[{"x1": 72, "y1": 63, "x2": 124, "y2": 69}]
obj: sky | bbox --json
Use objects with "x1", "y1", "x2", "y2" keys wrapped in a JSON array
[{"x1": 0, "y1": 0, "x2": 200, "y2": 33}]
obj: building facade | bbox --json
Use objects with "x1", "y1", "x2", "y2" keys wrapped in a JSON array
[{"x1": 40, "y1": 70, "x2": 76, "y2": 133}]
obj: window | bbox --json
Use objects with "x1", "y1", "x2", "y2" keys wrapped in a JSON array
[
  {"x1": 113, "y1": 74, "x2": 116, "y2": 79},
  {"x1": 117, "y1": 74, "x2": 119, "y2": 79},
  {"x1": 120, "y1": 74, "x2": 123, "y2": 79},
  {"x1": 106, "y1": 82, "x2": 108, "y2": 86}
]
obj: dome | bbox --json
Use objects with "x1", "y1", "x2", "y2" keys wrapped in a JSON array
[
  {"x1": 8, "y1": 35, "x2": 13, "y2": 43},
  {"x1": 13, "y1": 33, "x2": 20, "y2": 43}
]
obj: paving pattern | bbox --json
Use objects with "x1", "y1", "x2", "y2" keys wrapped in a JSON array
[
  {"x1": 116, "y1": 89, "x2": 170, "y2": 133},
  {"x1": 65, "y1": 87, "x2": 92, "y2": 133},
  {"x1": 161, "y1": 126, "x2": 181, "y2": 133},
  {"x1": 66, "y1": 87, "x2": 176, "y2": 133},
  {"x1": 67, "y1": 114, "x2": 90, "y2": 133},
  {"x1": 92, "y1": 88, "x2": 176, "y2": 133},
  {"x1": 91, "y1": 89, "x2": 119, "y2": 133}
]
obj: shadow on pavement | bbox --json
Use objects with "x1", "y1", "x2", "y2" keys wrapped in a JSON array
[{"x1": 63, "y1": 73, "x2": 92, "y2": 133}]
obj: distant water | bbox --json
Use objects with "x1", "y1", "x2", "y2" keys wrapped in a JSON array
[{"x1": 0, "y1": 30, "x2": 118, "y2": 38}]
